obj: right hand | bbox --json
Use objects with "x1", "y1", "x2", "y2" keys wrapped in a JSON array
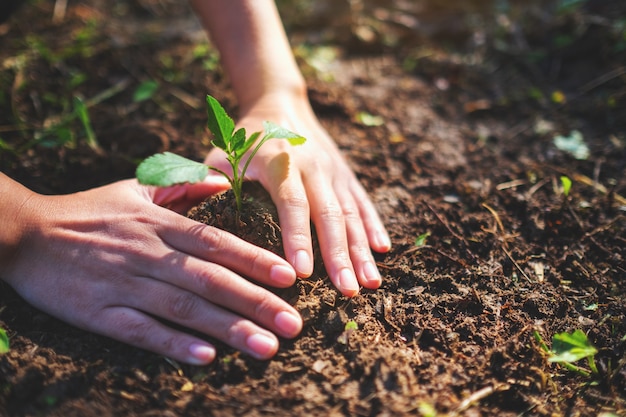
[{"x1": 0, "y1": 178, "x2": 303, "y2": 365}]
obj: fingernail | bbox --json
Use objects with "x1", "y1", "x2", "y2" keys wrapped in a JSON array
[
  {"x1": 363, "y1": 261, "x2": 382, "y2": 287},
  {"x1": 375, "y1": 231, "x2": 392, "y2": 251},
  {"x1": 246, "y1": 333, "x2": 278, "y2": 359},
  {"x1": 269, "y1": 264, "x2": 296, "y2": 286},
  {"x1": 188, "y1": 343, "x2": 216, "y2": 365},
  {"x1": 274, "y1": 311, "x2": 302, "y2": 337},
  {"x1": 293, "y1": 250, "x2": 312, "y2": 277},
  {"x1": 339, "y1": 268, "x2": 359, "y2": 296}
]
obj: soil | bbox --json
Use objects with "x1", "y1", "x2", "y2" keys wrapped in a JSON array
[{"x1": 1, "y1": 0, "x2": 625, "y2": 416}]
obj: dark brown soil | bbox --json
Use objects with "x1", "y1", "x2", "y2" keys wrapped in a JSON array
[{"x1": 1, "y1": 1, "x2": 625, "y2": 416}]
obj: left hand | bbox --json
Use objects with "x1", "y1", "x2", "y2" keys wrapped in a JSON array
[{"x1": 204, "y1": 91, "x2": 391, "y2": 297}]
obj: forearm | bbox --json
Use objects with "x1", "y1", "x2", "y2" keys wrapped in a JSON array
[
  {"x1": 189, "y1": 0, "x2": 306, "y2": 109},
  {"x1": 0, "y1": 173, "x2": 35, "y2": 275}
]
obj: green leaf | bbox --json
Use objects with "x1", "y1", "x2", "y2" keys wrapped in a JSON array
[
  {"x1": 549, "y1": 329, "x2": 597, "y2": 363},
  {"x1": 232, "y1": 127, "x2": 247, "y2": 153},
  {"x1": 133, "y1": 80, "x2": 159, "y2": 102},
  {"x1": 414, "y1": 232, "x2": 431, "y2": 247},
  {"x1": 345, "y1": 320, "x2": 359, "y2": 331},
  {"x1": 0, "y1": 328, "x2": 9, "y2": 354},
  {"x1": 356, "y1": 111, "x2": 384, "y2": 127},
  {"x1": 136, "y1": 152, "x2": 209, "y2": 186},
  {"x1": 206, "y1": 95, "x2": 234, "y2": 150},
  {"x1": 560, "y1": 176, "x2": 572, "y2": 197},
  {"x1": 262, "y1": 121, "x2": 306, "y2": 145},
  {"x1": 237, "y1": 131, "x2": 261, "y2": 158}
]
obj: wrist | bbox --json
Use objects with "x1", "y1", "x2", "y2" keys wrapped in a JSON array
[
  {"x1": 235, "y1": 75, "x2": 308, "y2": 114},
  {"x1": 0, "y1": 174, "x2": 38, "y2": 280}
]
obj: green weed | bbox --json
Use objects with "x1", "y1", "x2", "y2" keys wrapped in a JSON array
[{"x1": 534, "y1": 329, "x2": 599, "y2": 378}]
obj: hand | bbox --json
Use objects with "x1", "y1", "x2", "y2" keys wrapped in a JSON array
[
  {"x1": 204, "y1": 91, "x2": 391, "y2": 297},
  {"x1": 0, "y1": 178, "x2": 303, "y2": 364}
]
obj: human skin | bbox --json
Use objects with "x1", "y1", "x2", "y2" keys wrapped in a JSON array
[
  {"x1": 0, "y1": 0, "x2": 390, "y2": 365},
  {"x1": 0, "y1": 173, "x2": 305, "y2": 364},
  {"x1": 190, "y1": 0, "x2": 391, "y2": 296}
]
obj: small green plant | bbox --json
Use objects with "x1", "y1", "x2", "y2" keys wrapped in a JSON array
[
  {"x1": 534, "y1": 329, "x2": 599, "y2": 377},
  {"x1": 337, "y1": 320, "x2": 358, "y2": 345},
  {"x1": 560, "y1": 175, "x2": 572, "y2": 197},
  {"x1": 414, "y1": 232, "x2": 431, "y2": 247},
  {"x1": 136, "y1": 95, "x2": 306, "y2": 211},
  {"x1": 0, "y1": 327, "x2": 9, "y2": 354}
]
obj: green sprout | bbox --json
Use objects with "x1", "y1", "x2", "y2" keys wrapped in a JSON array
[
  {"x1": 560, "y1": 175, "x2": 572, "y2": 197},
  {"x1": 0, "y1": 327, "x2": 9, "y2": 354},
  {"x1": 136, "y1": 95, "x2": 306, "y2": 211},
  {"x1": 414, "y1": 232, "x2": 431, "y2": 247},
  {"x1": 534, "y1": 329, "x2": 599, "y2": 377},
  {"x1": 337, "y1": 320, "x2": 358, "y2": 345}
]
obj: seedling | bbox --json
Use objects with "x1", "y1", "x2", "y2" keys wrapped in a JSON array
[
  {"x1": 414, "y1": 232, "x2": 431, "y2": 247},
  {"x1": 337, "y1": 320, "x2": 358, "y2": 345},
  {"x1": 560, "y1": 175, "x2": 572, "y2": 197},
  {"x1": 0, "y1": 327, "x2": 9, "y2": 354},
  {"x1": 136, "y1": 95, "x2": 306, "y2": 211},
  {"x1": 534, "y1": 329, "x2": 599, "y2": 377}
]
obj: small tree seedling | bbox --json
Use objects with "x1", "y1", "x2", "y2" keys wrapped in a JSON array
[{"x1": 136, "y1": 95, "x2": 306, "y2": 211}]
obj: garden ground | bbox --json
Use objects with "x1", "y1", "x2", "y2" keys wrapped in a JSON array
[{"x1": 0, "y1": 0, "x2": 625, "y2": 415}]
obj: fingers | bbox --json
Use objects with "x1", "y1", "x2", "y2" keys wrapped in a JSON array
[
  {"x1": 265, "y1": 174, "x2": 314, "y2": 279},
  {"x1": 156, "y1": 214, "x2": 297, "y2": 288},
  {"x1": 96, "y1": 307, "x2": 219, "y2": 365},
  {"x1": 141, "y1": 256, "x2": 302, "y2": 340},
  {"x1": 105, "y1": 272, "x2": 301, "y2": 363},
  {"x1": 349, "y1": 179, "x2": 392, "y2": 254}
]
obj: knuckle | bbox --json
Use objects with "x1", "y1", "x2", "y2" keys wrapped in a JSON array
[
  {"x1": 226, "y1": 319, "x2": 252, "y2": 347},
  {"x1": 247, "y1": 251, "x2": 264, "y2": 276},
  {"x1": 341, "y1": 203, "x2": 360, "y2": 221},
  {"x1": 193, "y1": 223, "x2": 228, "y2": 255},
  {"x1": 167, "y1": 293, "x2": 199, "y2": 321},
  {"x1": 253, "y1": 291, "x2": 277, "y2": 320},
  {"x1": 277, "y1": 189, "x2": 309, "y2": 211},
  {"x1": 191, "y1": 266, "x2": 221, "y2": 296},
  {"x1": 318, "y1": 204, "x2": 344, "y2": 223},
  {"x1": 119, "y1": 318, "x2": 153, "y2": 347}
]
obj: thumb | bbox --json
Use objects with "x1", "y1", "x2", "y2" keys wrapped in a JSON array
[{"x1": 152, "y1": 177, "x2": 230, "y2": 212}]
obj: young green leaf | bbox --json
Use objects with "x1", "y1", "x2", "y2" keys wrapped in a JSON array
[
  {"x1": 549, "y1": 329, "x2": 597, "y2": 363},
  {"x1": 136, "y1": 152, "x2": 209, "y2": 186},
  {"x1": 414, "y1": 232, "x2": 431, "y2": 247},
  {"x1": 206, "y1": 95, "x2": 234, "y2": 150},
  {"x1": 238, "y1": 131, "x2": 261, "y2": 158},
  {"x1": 262, "y1": 121, "x2": 306, "y2": 145},
  {"x1": 133, "y1": 80, "x2": 159, "y2": 102},
  {"x1": 231, "y1": 127, "x2": 247, "y2": 154},
  {"x1": 0, "y1": 328, "x2": 9, "y2": 354},
  {"x1": 345, "y1": 320, "x2": 359, "y2": 331},
  {"x1": 337, "y1": 320, "x2": 358, "y2": 345},
  {"x1": 560, "y1": 176, "x2": 572, "y2": 197}
]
